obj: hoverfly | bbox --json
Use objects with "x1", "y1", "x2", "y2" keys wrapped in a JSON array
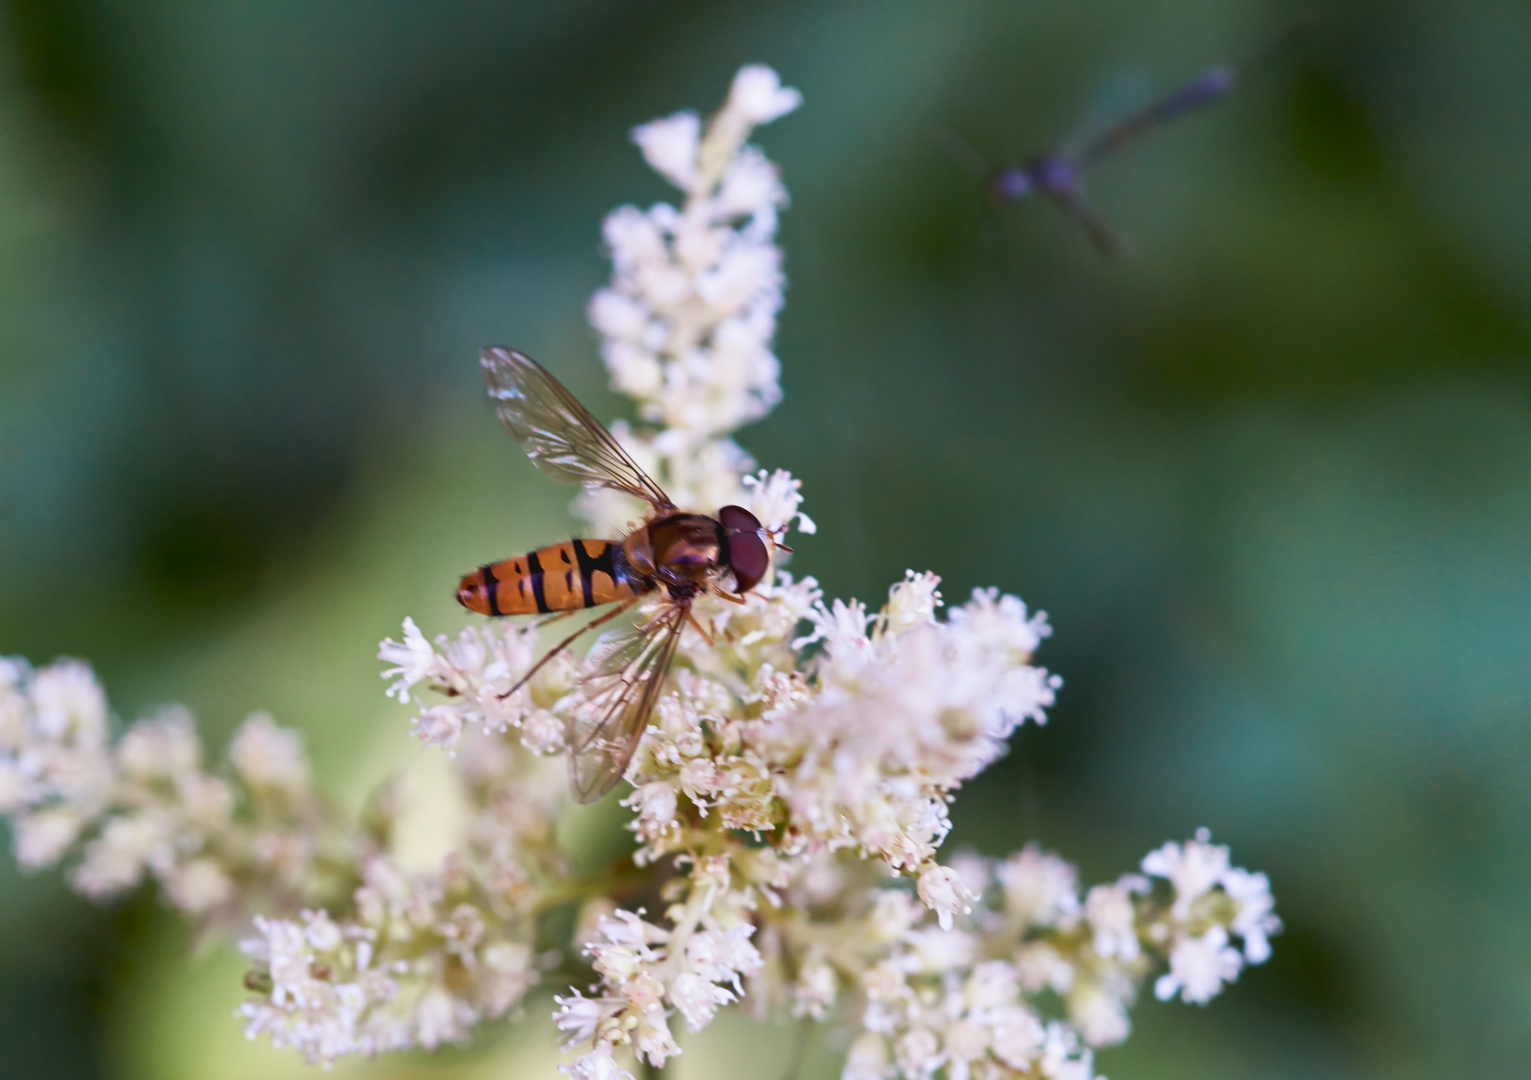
[{"x1": 455, "y1": 347, "x2": 776, "y2": 803}]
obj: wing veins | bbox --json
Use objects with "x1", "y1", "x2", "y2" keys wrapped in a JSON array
[
  {"x1": 481, "y1": 347, "x2": 671, "y2": 511},
  {"x1": 538, "y1": 363, "x2": 672, "y2": 508},
  {"x1": 568, "y1": 605, "x2": 686, "y2": 803}
]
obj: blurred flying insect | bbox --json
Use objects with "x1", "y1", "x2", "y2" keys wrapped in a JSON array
[
  {"x1": 455, "y1": 347, "x2": 779, "y2": 802},
  {"x1": 944, "y1": 25, "x2": 1308, "y2": 254}
]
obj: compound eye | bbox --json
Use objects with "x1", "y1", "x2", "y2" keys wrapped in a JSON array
[
  {"x1": 726, "y1": 530, "x2": 770, "y2": 593},
  {"x1": 717, "y1": 504, "x2": 763, "y2": 535}
]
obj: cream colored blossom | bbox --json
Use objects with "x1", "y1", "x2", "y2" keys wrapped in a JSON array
[
  {"x1": 1223, "y1": 865, "x2": 1280, "y2": 963},
  {"x1": 579, "y1": 63, "x2": 800, "y2": 529},
  {"x1": 917, "y1": 864, "x2": 975, "y2": 931},
  {"x1": 0, "y1": 658, "x2": 345, "y2": 919},
  {"x1": 229, "y1": 713, "x2": 310, "y2": 793},
  {"x1": 1154, "y1": 925, "x2": 1244, "y2": 1005},
  {"x1": 560, "y1": 1044, "x2": 634, "y2": 1080},
  {"x1": 999, "y1": 844, "x2": 1080, "y2": 928}
]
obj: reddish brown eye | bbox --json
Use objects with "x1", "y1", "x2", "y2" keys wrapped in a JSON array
[
  {"x1": 718, "y1": 505, "x2": 769, "y2": 592},
  {"x1": 726, "y1": 531, "x2": 769, "y2": 593},
  {"x1": 717, "y1": 504, "x2": 762, "y2": 534}
]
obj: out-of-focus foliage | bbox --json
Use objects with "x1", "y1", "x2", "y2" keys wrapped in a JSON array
[{"x1": 0, "y1": 1, "x2": 1527, "y2": 1078}]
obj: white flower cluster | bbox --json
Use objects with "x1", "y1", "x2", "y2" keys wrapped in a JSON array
[
  {"x1": 613, "y1": 572, "x2": 1059, "y2": 888},
  {"x1": 0, "y1": 656, "x2": 346, "y2": 920},
  {"x1": 581, "y1": 63, "x2": 810, "y2": 534},
  {"x1": 788, "y1": 834, "x2": 1280, "y2": 1080},
  {"x1": 0, "y1": 64, "x2": 1281, "y2": 1080},
  {"x1": 236, "y1": 720, "x2": 568, "y2": 1064},
  {"x1": 0, "y1": 654, "x2": 564, "y2": 1066},
  {"x1": 1142, "y1": 828, "x2": 1281, "y2": 1005},
  {"x1": 553, "y1": 853, "x2": 762, "y2": 1076},
  {"x1": 875, "y1": 833, "x2": 1279, "y2": 1078},
  {"x1": 779, "y1": 579, "x2": 1060, "y2": 877},
  {"x1": 380, "y1": 617, "x2": 572, "y2": 755},
  {"x1": 391, "y1": 568, "x2": 1063, "y2": 1075},
  {"x1": 238, "y1": 850, "x2": 543, "y2": 1065}
]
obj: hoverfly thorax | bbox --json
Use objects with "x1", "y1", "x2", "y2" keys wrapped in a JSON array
[{"x1": 647, "y1": 513, "x2": 726, "y2": 586}]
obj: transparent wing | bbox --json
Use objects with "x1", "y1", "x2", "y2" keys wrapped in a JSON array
[
  {"x1": 481, "y1": 346, "x2": 672, "y2": 511},
  {"x1": 566, "y1": 604, "x2": 686, "y2": 803}
]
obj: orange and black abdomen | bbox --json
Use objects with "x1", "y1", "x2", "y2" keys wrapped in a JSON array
[{"x1": 456, "y1": 539, "x2": 644, "y2": 616}]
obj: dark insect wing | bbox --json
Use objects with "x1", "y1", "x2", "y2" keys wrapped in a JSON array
[
  {"x1": 566, "y1": 604, "x2": 686, "y2": 803},
  {"x1": 481, "y1": 346, "x2": 673, "y2": 512}
]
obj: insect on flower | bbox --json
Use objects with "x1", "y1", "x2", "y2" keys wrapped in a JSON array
[{"x1": 455, "y1": 347, "x2": 781, "y2": 802}]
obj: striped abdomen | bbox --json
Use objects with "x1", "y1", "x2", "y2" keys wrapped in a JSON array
[{"x1": 456, "y1": 539, "x2": 646, "y2": 616}]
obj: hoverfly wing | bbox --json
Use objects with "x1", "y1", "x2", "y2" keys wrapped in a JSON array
[
  {"x1": 481, "y1": 346, "x2": 673, "y2": 512},
  {"x1": 566, "y1": 604, "x2": 686, "y2": 803}
]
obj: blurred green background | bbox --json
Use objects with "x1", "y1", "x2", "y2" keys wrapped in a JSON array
[{"x1": 2, "y1": 0, "x2": 1529, "y2": 1077}]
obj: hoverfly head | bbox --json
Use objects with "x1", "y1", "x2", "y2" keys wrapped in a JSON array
[{"x1": 716, "y1": 505, "x2": 770, "y2": 594}]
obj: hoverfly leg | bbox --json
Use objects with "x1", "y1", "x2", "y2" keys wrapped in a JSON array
[
  {"x1": 534, "y1": 609, "x2": 580, "y2": 630},
  {"x1": 684, "y1": 610, "x2": 716, "y2": 646},
  {"x1": 497, "y1": 597, "x2": 641, "y2": 701},
  {"x1": 714, "y1": 589, "x2": 748, "y2": 606}
]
